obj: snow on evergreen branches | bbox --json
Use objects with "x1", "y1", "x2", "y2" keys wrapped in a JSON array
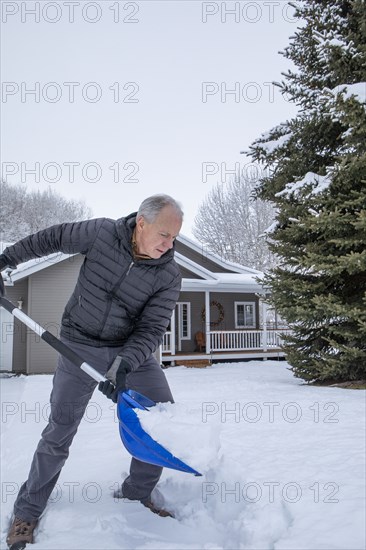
[
  {"x1": 330, "y1": 82, "x2": 366, "y2": 105},
  {"x1": 275, "y1": 171, "x2": 332, "y2": 199}
]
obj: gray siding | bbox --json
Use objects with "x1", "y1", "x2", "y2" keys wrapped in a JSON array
[
  {"x1": 28, "y1": 255, "x2": 84, "y2": 374},
  {"x1": 5, "y1": 280, "x2": 28, "y2": 373},
  {"x1": 179, "y1": 266, "x2": 203, "y2": 279},
  {"x1": 175, "y1": 241, "x2": 236, "y2": 274}
]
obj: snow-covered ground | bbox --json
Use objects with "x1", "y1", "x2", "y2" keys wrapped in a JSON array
[{"x1": 1, "y1": 360, "x2": 365, "y2": 550}]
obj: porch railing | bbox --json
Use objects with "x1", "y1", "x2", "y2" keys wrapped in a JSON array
[
  {"x1": 209, "y1": 329, "x2": 291, "y2": 352},
  {"x1": 162, "y1": 329, "x2": 291, "y2": 354},
  {"x1": 162, "y1": 331, "x2": 172, "y2": 352}
]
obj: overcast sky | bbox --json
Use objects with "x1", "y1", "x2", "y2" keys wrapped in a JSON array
[{"x1": 1, "y1": 0, "x2": 300, "y2": 238}]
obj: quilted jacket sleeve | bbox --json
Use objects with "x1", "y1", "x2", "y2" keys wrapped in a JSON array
[{"x1": 0, "y1": 219, "x2": 104, "y2": 268}]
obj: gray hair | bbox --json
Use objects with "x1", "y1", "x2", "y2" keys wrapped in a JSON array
[{"x1": 137, "y1": 194, "x2": 184, "y2": 223}]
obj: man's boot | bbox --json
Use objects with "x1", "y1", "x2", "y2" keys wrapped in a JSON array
[{"x1": 6, "y1": 516, "x2": 38, "y2": 547}]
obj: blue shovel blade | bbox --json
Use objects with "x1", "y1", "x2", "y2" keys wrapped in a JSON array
[{"x1": 117, "y1": 390, "x2": 202, "y2": 476}]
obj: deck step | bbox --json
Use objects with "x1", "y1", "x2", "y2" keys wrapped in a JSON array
[{"x1": 175, "y1": 359, "x2": 211, "y2": 368}]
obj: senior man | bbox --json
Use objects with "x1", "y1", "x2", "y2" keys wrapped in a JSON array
[{"x1": 1, "y1": 194, "x2": 183, "y2": 548}]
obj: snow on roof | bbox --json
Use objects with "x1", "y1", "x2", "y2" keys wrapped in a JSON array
[
  {"x1": 1, "y1": 238, "x2": 264, "y2": 291},
  {"x1": 0, "y1": 243, "x2": 77, "y2": 283},
  {"x1": 182, "y1": 273, "x2": 264, "y2": 293}
]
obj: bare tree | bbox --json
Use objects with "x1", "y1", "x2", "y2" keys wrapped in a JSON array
[
  {"x1": 0, "y1": 180, "x2": 93, "y2": 242},
  {"x1": 193, "y1": 176, "x2": 277, "y2": 271}
]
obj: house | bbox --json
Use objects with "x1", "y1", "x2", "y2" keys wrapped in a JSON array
[
  {"x1": 0, "y1": 236, "x2": 288, "y2": 374},
  {"x1": 164, "y1": 235, "x2": 288, "y2": 365}
]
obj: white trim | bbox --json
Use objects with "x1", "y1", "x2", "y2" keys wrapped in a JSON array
[
  {"x1": 177, "y1": 302, "x2": 191, "y2": 341},
  {"x1": 205, "y1": 291, "x2": 210, "y2": 354},
  {"x1": 170, "y1": 309, "x2": 176, "y2": 355}
]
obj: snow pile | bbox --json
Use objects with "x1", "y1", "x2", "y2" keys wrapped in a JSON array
[
  {"x1": 136, "y1": 402, "x2": 221, "y2": 474},
  {"x1": 1, "y1": 361, "x2": 365, "y2": 550}
]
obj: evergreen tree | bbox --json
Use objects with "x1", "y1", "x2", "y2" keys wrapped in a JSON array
[{"x1": 246, "y1": 0, "x2": 366, "y2": 382}]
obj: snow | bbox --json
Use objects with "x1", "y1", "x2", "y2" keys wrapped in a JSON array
[
  {"x1": 275, "y1": 172, "x2": 332, "y2": 199},
  {"x1": 258, "y1": 134, "x2": 292, "y2": 155},
  {"x1": 262, "y1": 221, "x2": 279, "y2": 235},
  {"x1": 0, "y1": 245, "x2": 75, "y2": 283},
  {"x1": 331, "y1": 82, "x2": 366, "y2": 105},
  {"x1": 325, "y1": 38, "x2": 345, "y2": 48},
  {"x1": 1, "y1": 361, "x2": 365, "y2": 550},
  {"x1": 251, "y1": 124, "x2": 292, "y2": 157}
]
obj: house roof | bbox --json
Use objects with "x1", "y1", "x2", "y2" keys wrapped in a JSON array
[
  {"x1": 176, "y1": 234, "x2": 261, "y2": 275},
  {"x1": 1, "y1": 237, "x2": 264, "y2": 292},
  {"x1": 1, "y1": 251, "x2": 73, "y2": 284},
  {"x1": 182, "y1": 274, "x2": 263, "y2": 293}
]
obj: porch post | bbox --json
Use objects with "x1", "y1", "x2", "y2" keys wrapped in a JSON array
[
  {"x1": 205, "y1": 291, "x2": 210, "y2": 354},
  {"x1": 262, "y1": 299, "x2": 268, "y2": 352},
  {"x1": 170, "y1": 308, "x2": 176, "y2": 356}
]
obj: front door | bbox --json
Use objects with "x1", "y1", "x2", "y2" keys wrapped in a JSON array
[{"x1": 176, "y1": 302, "x2": 191, "y2": 352}]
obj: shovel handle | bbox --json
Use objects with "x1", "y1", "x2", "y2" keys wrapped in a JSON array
[{"x1": 0, "y1": 296, "x2": 107, "y2": 383}]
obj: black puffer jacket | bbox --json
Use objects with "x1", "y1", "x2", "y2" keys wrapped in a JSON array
[{"x1": 0, "y1": 214, "x2": 181, "y2": 371}]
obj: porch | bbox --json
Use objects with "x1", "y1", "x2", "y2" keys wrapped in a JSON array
[{"x1": 161, "y1": 328, "x2": 291, "y2": 364}]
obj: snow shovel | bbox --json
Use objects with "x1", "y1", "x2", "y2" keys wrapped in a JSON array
[{"x1": 0, "y1": 296, "x2": 202, "y2": 476}]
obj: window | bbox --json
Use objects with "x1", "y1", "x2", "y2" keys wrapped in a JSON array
[
  {"x1": 178, "y1": 302, "x2": 191, "y2": 340},
  {"x1": 235, "y1": 302, "x2": 256, "y2": 328}
]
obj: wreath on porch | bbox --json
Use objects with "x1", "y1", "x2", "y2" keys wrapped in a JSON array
[{"x1": 201, "y1": 300, "x2": 225, "y2": 328}]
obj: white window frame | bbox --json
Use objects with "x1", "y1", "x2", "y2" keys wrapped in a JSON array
[
  {"x1": 235, "y1": 301, "x2": 256, "y2": 329},
  {"x1": 177, "y1": 302, "x2": 191, "y2": 340}
]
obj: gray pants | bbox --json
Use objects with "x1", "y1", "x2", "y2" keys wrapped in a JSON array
[{"x1": 13, "y1": 339, "x2": 173, "y2": 521}]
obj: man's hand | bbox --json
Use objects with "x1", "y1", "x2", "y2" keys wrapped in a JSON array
[
  {"x1": 98, "y1": 379, "x2": 116, "y2": 400},
  {"x1": 98, "y1": 356, "x2": 132, "y2": 403}
]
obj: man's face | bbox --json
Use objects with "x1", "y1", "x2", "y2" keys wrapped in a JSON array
[{"x1": 135, "y1": 206, "x2": 182, "y2": 259}]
